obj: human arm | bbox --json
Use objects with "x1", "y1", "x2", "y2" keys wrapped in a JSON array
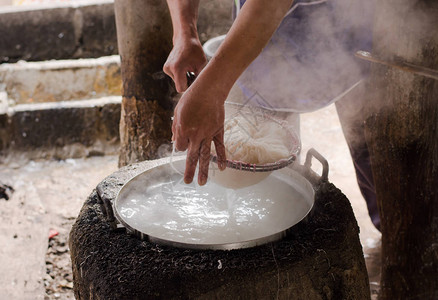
[
  {"x1": 169, "y1": 0, "x2": 294, "y2": 185},
  {"x1": 164, "y1": 0, "x2": 206, "y2": 92}
]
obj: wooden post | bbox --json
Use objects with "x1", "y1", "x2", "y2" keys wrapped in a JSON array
[
  {"x1": 364, "y1": 0, "x2": 438, "y2": 298},
  {"x1": 114, "y1": 0, "x2": 174, "y2": 167}
]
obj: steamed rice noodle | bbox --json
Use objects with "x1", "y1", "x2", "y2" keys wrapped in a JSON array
[{"x1": 215, "y1": 115, "x2": 291, "y2": 165}]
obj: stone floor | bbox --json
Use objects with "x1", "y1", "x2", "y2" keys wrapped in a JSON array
[
  {"x1": 0, "y1": 155, "x2": 117, "y2": 299},
  {"x1": 0, "y1": 103, "x2": 381, "y2": 300}
]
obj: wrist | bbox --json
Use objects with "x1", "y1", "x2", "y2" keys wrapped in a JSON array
[
  {"x1": 172, "y1": 23, "x2": 199, "y2": 45},
  {"x1": 166, "y1": 0, "x2": 200, "y2": 44},
  {"x1": 205, "y1": 55, "x2": 240, "y2": 94},
  {"x1": 195, "y1": 63, "x2": 234, "y2": 106}
]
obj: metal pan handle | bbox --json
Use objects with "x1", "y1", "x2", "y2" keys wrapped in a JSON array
[
  {"x1": 186, "y1": 71, "x2": 196, "y2": 87},
  {"x1": 303, "y1": 148, "x2": 329, "y2": 183},
  {"x1": 96, "y1": 185, "x2": 118, "y2": 230}
]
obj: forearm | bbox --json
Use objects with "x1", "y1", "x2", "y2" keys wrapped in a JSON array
[
  {"x1": 170, "y1": 0, "x2": 295, "y2": 184},
  {"x1": 198, "y1": 0, "x2": 294, "y2": 97},
  {"x1": 166, "y1": 0, "x2": 200, "y2": 43}
]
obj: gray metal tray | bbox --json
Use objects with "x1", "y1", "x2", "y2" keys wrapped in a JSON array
[{"x1": 109, "y1": 149, "x2": 328, "y2": 250}]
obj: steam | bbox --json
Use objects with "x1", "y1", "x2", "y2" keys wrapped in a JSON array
[
  {"x1": 164, "y1": 0, "x2": 437, "y2": 163},
  {"x1": 361, "y1": 0, "x2": 438, "y2": 119},
  {"x1": 228, "y1": 0, "x2": 437, "y2": 149},
  {"x1": 232, "y1": 0, "x2": 374, "y2": 114},
  {"x1": 372, "y1": 0, "x2": 438, "y2": 62},
  {"x1": 156, "y1": 142, "x2": 173, "y2": 159}
]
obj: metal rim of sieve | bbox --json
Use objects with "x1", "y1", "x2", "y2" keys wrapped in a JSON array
[
  {"x1": 210, "y1": 154, "x2": 297, "y2": 172},
  {"x1": 210, "y1": 108, "x2": 301, "y2": 172}
]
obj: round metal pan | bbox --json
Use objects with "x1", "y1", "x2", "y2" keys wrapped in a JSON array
[{"x1": 113, "y1": 149, "x2": 327, "y2": 250}]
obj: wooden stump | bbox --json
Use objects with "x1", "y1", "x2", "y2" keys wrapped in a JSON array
[
  {"x1": 114, "y1": 0, "x2": 175, "y2": 167},
  {"x1": 69, "y1": 159, "x2": 370, "y2": 300},
  {"x1": 364, "y1": 0, "x2": 438, "y2": 298}
]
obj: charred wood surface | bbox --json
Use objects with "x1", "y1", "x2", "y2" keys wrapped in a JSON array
[
  {"x1": 69, "y1": 160, "x2": 370, "y2": 300},
  {"x1": 365, "y1": 0, "x2": 438, "y2": 298}
]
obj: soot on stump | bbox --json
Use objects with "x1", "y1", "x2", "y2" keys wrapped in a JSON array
[{"x1": 69, "y1": 159, "x2": 370, "y2": 300}]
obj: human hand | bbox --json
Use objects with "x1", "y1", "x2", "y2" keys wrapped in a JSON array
[
  {"x1": 164, "y1": 36, "x2": 207, "y2": 92},
  {"x1": 172, "y1": 81, "x2": 227, "y2": 185}
]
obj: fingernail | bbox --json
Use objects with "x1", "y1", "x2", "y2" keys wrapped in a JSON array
[
  {"x1": 199, "y1": 174, "x2": 207, "y2": 186},
  {"x1": 184, "y1": 176, "x2": 193, "y2": 184}
]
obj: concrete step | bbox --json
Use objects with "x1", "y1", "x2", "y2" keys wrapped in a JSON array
[
  {"x1": 0, "y1": 0, "x2": 118, "y2": 64},
  {"x1": 0, "y1": 96, "x2": 121, "y2": 162},
  {"x1": 0, "y1": 0, "x2": 231, "y2": 63},
  {"x1": 0, "y1": 55, "x2": 121, "y2": 104},
  {"x1": 0, "y1": 55, "x2": 122, "y2": 161}
]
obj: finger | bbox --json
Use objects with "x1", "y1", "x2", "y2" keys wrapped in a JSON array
[
  {"x1": 171, "y1": 117, "x2": 176, "y2": 142},
  {"x1": 198, "y1": 139, "x2": 212, "y2": 186},
  {"x1": 174, "y1": 70, "x2": 188, "y2": 93},
  {"x1": 174, "y1": 132, "x2": 189, "y2": 152},
  {"x1": 184, "y1": 143, "x2": 200, "y2": 184},
  {"x1": 213, "y1": 130, "x2": 226, "y2": 170},
  {"x1": 172, "y1": 115, "x2": 189, "y2": 151}
]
